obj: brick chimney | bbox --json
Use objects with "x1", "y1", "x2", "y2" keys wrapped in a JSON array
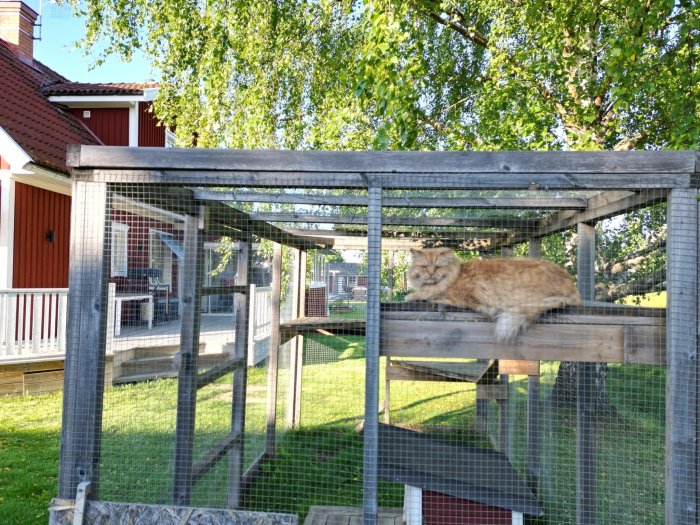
[{"x1": 0, "y1": 1, "x2": 38, "y2": 58}]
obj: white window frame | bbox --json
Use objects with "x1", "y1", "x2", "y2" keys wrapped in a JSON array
[
  {"x1": 149, "y1": 229, "x2": 173, "y2": 289},
  {"x1": 165, "y1": 129, "x2": 177, "y2": 148},
  {"x1": 111, "y1": 221, "x2": 129, "y2": 277}
]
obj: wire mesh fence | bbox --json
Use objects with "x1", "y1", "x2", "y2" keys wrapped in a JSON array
[{"x1": 50, "y1": 148, "x2": 697, "y2": 525}]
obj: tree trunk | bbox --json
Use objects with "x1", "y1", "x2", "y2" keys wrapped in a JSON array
[{"x1": 551, "y1": 362, "x2": 615, "y2": 415}]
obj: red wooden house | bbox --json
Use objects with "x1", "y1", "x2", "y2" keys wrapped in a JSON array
[{"x1": 0, "y1": 0, "x2": 182, "y2": 370}]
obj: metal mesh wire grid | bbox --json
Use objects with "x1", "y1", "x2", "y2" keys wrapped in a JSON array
[{"x1": 52, "y1": 148, "x2": 697, "y2": 525}]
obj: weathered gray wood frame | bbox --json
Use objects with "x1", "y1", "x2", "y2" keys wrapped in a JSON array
[
  {"x1": 173, "y1": 209, "x2": 206, "y2": 506},
  {"x1": 61, "y1": 147, "x2": 699, "y2": 525},
  {"x1": 363, "y1": 185, "x2": 382, "y2": 525},
  {"x1": 665, "y1": 190, "x2": 699, "y2": 525},
  {"x1": 576, "y1": 222, "x2": 597, "y2": 525},
  {"x1": 229, "y1": 236, "x2": 253, "y2": 508},
  {"x1": 58, "y1": 181, "x2": 111, "y2": 499},
  {"x1": 286, "y1": 249, "x2": 306, "y2": 429},
  {"x1": 265, "y1": 243, "x2": 283, "y2": 454}
]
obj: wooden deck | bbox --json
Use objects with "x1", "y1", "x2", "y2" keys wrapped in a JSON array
[
  {"x1": 303, "y1": 506, "x2": 403, "y2": 525},
  {"x1": 0, "y1": 314, "x2": 237, "y2": 395}
]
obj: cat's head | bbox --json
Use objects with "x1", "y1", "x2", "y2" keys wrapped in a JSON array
[{"x1": 408, "y1": 247, "x2": 460, "y2": 290}]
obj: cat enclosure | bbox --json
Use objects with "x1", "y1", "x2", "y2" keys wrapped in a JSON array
[{"x1": 52, "y1": 147, "x2": 698, "y2": 525}]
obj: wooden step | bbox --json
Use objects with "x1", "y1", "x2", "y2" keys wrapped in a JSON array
[{"x1": 115, "y1": 353, "x2": 230, "y2": 385}]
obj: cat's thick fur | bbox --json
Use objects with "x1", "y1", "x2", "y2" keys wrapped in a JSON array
[{"x1": 406, "y1": 247, "x2": 582, "y2": 343}]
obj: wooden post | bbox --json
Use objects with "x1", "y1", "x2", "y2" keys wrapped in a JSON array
[
  {"x1": 173, "y1": 208, "x2": 205, "y2": 506},
  {"x1": 576, "y1": 222, "x2": 596, "y2": 525},
  {"x1": 666, "y1": 190, "x2": 698, "y2": 525},
  {"x1": 383, "y1": 357, "x2": 391, "y2": 424},
  {"x1": 266, "y1": 243, "x2": 283, "y2": 454},
  {"x1": 58, "y1": 181, "x2": 110, "y2": 499},
  {"x1": 228, "y1": 236, "x2": 253, "y2": 508},
  {"x1": 363, "y1": 183, "x2": 382, "y2": 525},
  {"x1": 387, "y1": 250, "x2": 395, "y2": 301},
  {"x1": 287, "y1": 249, "x2": 306, "y2": 428},
  {"x1": 498, "y1": 247, "x2": 512, "y2": 454},
  {"x1": 247, "y1": 283, "x2": 257, "y2": 366},
  {"x1": 527, "y1": 238, "x2": 542, "y2": 490}
]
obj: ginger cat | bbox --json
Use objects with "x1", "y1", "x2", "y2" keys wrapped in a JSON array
[{"x1": 406, "y1": 247, "x2": 582, "y2": 343}]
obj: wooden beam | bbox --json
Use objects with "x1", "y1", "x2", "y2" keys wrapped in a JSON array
[
  {"x1": 191, "y1": 431, "x2": 242, "y2": 484},
  {"x1": 363, "y1": 185, "x2": 382, "y2": 525},
  {"x1": 380, "y1": 317, "x2": 664, "y2": 365},
  {"x1": 287, "y1": 250, "x2": 306, "y2": 429},
  {"x1": 172, "y1": 209, "x2": 205, "y2": 506},
  {"x1": 576, "y1": 222, "x2": 597, "y2": 525},
  {"x1": 58, "y1": 181, "x2": 110, "y2": 499},
  {"x1": 69, "y1": 146, "x2": 697, "y2": 177},
  {"x1": 195, "y1": 357, "x2": 245, "y2": 390},
  {"x1": 193, "y1": 190, "x2": 588, "y2": 210},
  {"x1": 665, "y1": 189, "x2": 699, "y2": 525},
  {"x1": 228, "y1": 237, "x2": 253, "y2": 509},
  {"x1": 251, "y1": 212, "x2": 535, "y2": 229},
  {"x1": 539, "y1": 190, "x2": 667, "y2": 236},
  {"x1": 266, "y1": 243, "x2": 283, "y2": 455},
  {"x1": 285, "y1": 228, "x2": 508, "y2": 240}
]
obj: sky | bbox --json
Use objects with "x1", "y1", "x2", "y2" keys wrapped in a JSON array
[{"x1": 28, "y1": 0, "x2": 153, "y2": 83}]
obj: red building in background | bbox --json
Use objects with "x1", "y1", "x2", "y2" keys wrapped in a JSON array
[{"x1": 0, "y1": 0, "x2": 187, "y2": 369}]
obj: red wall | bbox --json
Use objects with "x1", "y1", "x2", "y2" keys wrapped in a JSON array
[
  {"x1": 13, "y1": 183, "x2": 71, "y2": 288},
  {"x1": 423, "y1": 491, "x2": 513, "y2": 525},
  {"x1": 138, "y1": 102, "x2": 166, "y2": 147},
  {"x1": 70, "y1": 107, "x2": 129, "y2": 146}
]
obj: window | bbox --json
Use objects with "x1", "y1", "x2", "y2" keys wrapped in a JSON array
[
  {"x1": 111, "y1": 222, "x2": 129, "y2": 277},
  {"x1": 149, "y1": 229, "x2": 173, "y2": 288},
  {"x1": 165, "y1": 130, "x2": 177, "y2": 148}
]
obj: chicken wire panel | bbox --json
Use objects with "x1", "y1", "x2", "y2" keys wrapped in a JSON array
[{"x1": 59, "y1": 166, "x2": 691, "y2": 525}]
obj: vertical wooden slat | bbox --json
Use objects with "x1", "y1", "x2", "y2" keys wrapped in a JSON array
[
  {"x1": 527, "y1": 238, "x2": 542, "y2": 490},
  {"x1": 16, "y1": 294, "x2": 26, "y2": 355},
  {"x1": 247, "y1": 283, "x2": 257, "y2": 366},
  {"x1": 363, "y1": 184, "x2": 382, "y2": 525},
  {"x1": 387, "y1": 250, "x2": 394, "y2": 301},
  {"x1": 58, "y1": 181, "x2": 110, "y2": 499},
  {"x1": 228, "y1": 236, "x2": 253, "y2": 508},
  {"x1": 383, "y1": 357, "x2": 391, "y2": 425},
  {"x1": 576, "y1": 222, "x2": 597, "y2": 525},
  {"x1": 31, "y1": 293, "x2": 41, "y2": 354},
  {"x1": 7, "y1": 292, "x2": 17, "y2": 355},
  {"x1": 287, "y1": 249, "x2": 307, "y2": 429},
  {"x1": 172, "y1": 208, "x2": 205, "y2": 506},
  {"x1": 105, "y1": 284, "x2": 115, "y2": 356},
  {"x1": 58, "y1": 291, "x2": 68, "y2": 353},
  {"x1": 0, "y1": 293, "x2": 7, "y2": 353},
  {"x1": 666, "y1": 189, "x2": 698, "y2": 525},
  {"x1": 266, "y1": 243, "x2": 283, "y2": 454}
]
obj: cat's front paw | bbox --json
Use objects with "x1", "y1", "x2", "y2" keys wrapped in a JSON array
[{"x1": 405, "y1": 292, "x2": 422, "y2": 302}]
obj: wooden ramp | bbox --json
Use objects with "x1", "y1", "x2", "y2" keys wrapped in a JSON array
[
  {"x1": 388, "y1": 359, "x2": 496, "y2": 382},
  {"x1": 303, "y1": 506, "x2": 403, "y2": 525},
  {"x1": 280, "y1": 317, "x2": 366, "y2": 343}
]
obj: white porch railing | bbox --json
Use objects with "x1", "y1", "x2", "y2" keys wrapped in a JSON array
[
  {"x1": 248, "y1": 285, "x2": 272, "y2": 365},
  {"x1": 0, "y1": 285, "x2": 276, "y2": 362},
  {"x1": 0, "y1": 288, "x2": 68, "y2": 358}
]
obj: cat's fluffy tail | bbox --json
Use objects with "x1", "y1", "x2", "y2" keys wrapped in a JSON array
[{"x1": 494, "y1": 311, "x2": 532, "y2": 344}]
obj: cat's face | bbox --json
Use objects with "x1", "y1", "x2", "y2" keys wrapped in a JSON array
[{"x1": 408, "y1": 248, "x2": 460, "y2": 289}]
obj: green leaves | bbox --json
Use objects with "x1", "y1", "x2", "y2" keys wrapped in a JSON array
[{"x1": 71, "y1": 0, "x2": 699, "y2": 152}]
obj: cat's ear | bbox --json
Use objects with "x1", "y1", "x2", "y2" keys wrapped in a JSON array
[{"x1": 410, "y1": 248, "x2": 422, "y2": 258}]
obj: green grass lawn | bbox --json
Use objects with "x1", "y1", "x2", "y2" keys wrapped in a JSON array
[{"x1": 0, "y1": 332, "x2": 666, "y2": 524}]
